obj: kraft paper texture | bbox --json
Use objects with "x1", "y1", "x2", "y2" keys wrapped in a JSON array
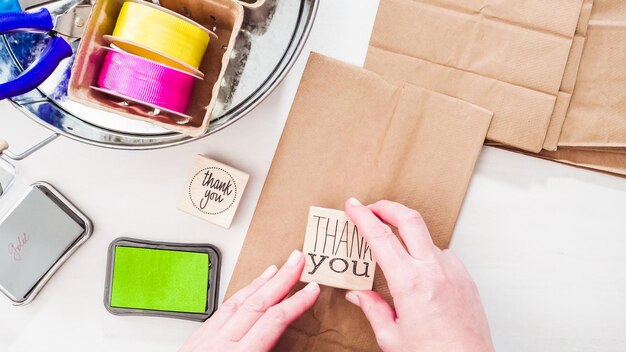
[
  {"x1": 589, "y1": 0, "x2": 626, "y2": 21},
  {"x1": 538, "y1": 149, "x2": 626, "y2": 176},
  {"x1": 542, "y1": 0, "x2": 594, "y2": 151},
  {"x1": 500, "y1": 147, "x2": 626, "y2": 177},
  {"x1": 558, "y1": 0, "x2": 626, "y2": 148},
  {"x1": 493, "y1": 0, "x2": 626, "y2": 175},
  {"x1": 226, "y1": 53, "x2": 492, "y2": 351},
  {"x1": 366, "y1": 47, "x2": 555, "y2": 153},
  {"x1": 366, "y1": 0, "x2": 586, "y2": 153}
]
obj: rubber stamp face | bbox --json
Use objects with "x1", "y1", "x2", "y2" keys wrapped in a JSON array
[
  {"x1": 188, "y1": 167, "x2": 238, "y2": 215},
  {"x1": 178, "y1": 156, "x2": 249, "y2": 228},
  {"x1": 300, "y1": 207, "x2": 376, "y2": 290}
]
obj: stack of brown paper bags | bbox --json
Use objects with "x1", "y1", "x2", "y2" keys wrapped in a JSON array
[
  {"x1": 366, "y1": 0, "x2": 591, "y2": 153},
  {"x1": 559, "y1": 0, "x2": 626, "y2": 149},
  {"x1": 366, "y1": 0, "x2": 626, "y2": 177},
  {"x1": 507, "y1": 0, "x2": 626, "y2": 176}
]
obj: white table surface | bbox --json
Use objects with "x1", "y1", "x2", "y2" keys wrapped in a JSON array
[{"x1": 2, "y1": 1, "x2": 626, "y2": 351}]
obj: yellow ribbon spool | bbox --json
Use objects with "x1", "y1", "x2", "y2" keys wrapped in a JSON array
[{"x1": 110, "y1": 1, "x2": 211, "y2": 74}]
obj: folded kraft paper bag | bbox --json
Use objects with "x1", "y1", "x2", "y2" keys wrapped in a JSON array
[
  {"x1": 366, "y1": 0, "x2": 586, "y2": 153},
  {"x1": 535, "y1": 148, "x2": 626, "y2": 177},
  {"x1": 488, "y1": 0, "x2": 593, "y2": 151},
  {"x1": 542, "y1": 0, "x2": 594, "y2": 151},
  {"x1": 226, "y1": 53, "x2": 492, "y2": 351},
  {"x1": 558, "y1": 0, "x2": 626, "y2": 148}
]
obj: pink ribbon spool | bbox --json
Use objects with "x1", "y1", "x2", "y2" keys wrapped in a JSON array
[{"x1": 97, "y1": 49, "x2": 196, "y2": 114}]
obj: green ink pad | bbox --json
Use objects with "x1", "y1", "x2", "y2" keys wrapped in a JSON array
[
  {"x1": 111, "y1": 247, "x2": 209, "y2": 313},
  {"x1": 104, "y1": 238, "x2": 220, "y2": 321}
]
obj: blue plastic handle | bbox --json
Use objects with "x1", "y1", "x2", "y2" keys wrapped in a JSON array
[
  {"x1": 0, "y1": 36, "x2": 72, "y2": 99},
  {"x1": 0, "y1": 0, "x2": 22, "y2": 13},
  {"x1": 0, "y1": 8, "x2": 53, "y2": 33}
]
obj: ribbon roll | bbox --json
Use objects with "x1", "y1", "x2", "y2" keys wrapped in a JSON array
[
  {"x1": 111, "y1": 1, "x2": 210, "y2": 72},
  {"x1": 96, "y1": 49, "x2": 196, "y2": 114}
]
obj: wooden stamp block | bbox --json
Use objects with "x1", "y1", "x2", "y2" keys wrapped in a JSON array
[
  {"x1": 177, "y1": 155, "x2": 249, "y2": 229},
  {"x1": 300, "y1": 206, "x2": 376, "y2": 290}
]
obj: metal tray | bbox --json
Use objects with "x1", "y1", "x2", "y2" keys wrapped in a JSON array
[
  {"x1": 0, "y1": 182, "x2": 93, "y2": 305},
  {"x1": 0, "y1": 0, "x2": 318, "y2": 150}
]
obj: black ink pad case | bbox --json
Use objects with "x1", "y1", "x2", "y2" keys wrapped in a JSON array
[
  {"x1": 104, "y1": 237, "x2": 221, "y2": 321},
  {"x1": 0, "y1": 182, "x2": 93, "y2": 305}
]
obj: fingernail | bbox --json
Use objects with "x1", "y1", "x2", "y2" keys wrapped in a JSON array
[
  {"x1": 304, "y1": 281, "x2": 319, "y2": 292},
  {"x1": 286, "y1": 250, "x2": 302, "y2": 266},
  {"x1": 260, "y1": 265, "x2": 278, "y2": 279},
  {"x1": 345, "y1": 292, "x2": 360, "y2": 306},
  {"x1": 348, "y1": 197, "x2": 361, "y2": 206}
]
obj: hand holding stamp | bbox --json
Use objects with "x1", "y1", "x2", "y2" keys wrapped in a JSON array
[
  {"x1": 300, "y1": 206, "x2": 376, "y2": 290},
  {"x1": 342, "y1": 199, "x2": 495, "y2": 352}
]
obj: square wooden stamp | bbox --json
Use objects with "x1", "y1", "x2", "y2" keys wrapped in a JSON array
[
  {"x1": 300, "y1": 206, "x2": 376, "y2": 290},
  {"x1": 177, "y1": 155, "x2": 249, "y2": 229}
]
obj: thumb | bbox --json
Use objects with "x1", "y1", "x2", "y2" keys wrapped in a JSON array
[{"x1": 346, "y1": 291, "x2": 398, "y2": 347}]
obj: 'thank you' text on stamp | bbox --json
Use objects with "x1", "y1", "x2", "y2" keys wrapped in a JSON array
[
  {"x1": 300, "y1": 207, "x2": 375, "y2": 290},
  {"x1": 177, "y1": 155, "x2": 249, "y2": 229}
]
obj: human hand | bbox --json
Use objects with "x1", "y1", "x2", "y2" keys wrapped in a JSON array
[
  {"x1": 179, "y1": 250, "x2": 320, "y2": 352},
  {"x1": 344, "y1": 199, "x2": 494, "y2": 352}
]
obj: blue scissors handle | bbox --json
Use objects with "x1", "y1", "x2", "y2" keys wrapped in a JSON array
[
  {"x1": 0, "y1": 8, "x2": 73, "y2": 100},
  {"x1": 0, "y1": 8, "x2": 53, "y2": 31}
]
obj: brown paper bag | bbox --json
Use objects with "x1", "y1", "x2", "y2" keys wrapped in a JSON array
[
  {"x1": 366, "y1": 0, "x2": 585, "y2": 153},
  {"x1": 561, "y1": 147, "x2": 626, "y2": 154},
  {"x1": 370, "y1": 0, "x2": 581, "y2": 94},
  {"x1": 226, "y1": 53, "x2": 492, "y2": 351},
  {"x1": 558, "y1": 0, "x2": 626, "y2": 147},
  {"x1": 365, "y1": 47, "x2": 555, "y2": 153},
  {"x1": 585, "y1": 0, "x2": 626, "y2": 22},
  {"x1": 493, "y1": 144, "x2": 626, "y2": 177},
  {"x1": 542, "y1": 0, "x2": 594, "y2": 151},
  {"x1": 543, "y1": 92, "x2": 573, "y2": 151},
  {"x1": 517, "y1": 148, "x2": 626, "y2": 177},
  {"x1": 559, "y1": 0, "x2": 594, "y2": 95}
]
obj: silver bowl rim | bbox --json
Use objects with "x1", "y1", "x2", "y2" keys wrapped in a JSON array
[{"x1": 10, "y1": 0, "x2": 319, "y2": 151}]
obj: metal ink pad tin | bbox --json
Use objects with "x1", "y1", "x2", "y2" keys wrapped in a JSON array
[
  {"x1": 0, "y1": 182, "x2": 93, "y2": 305},
  {"x1": 104, "y1": 237, "x2": 221, "y2": 321}
]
